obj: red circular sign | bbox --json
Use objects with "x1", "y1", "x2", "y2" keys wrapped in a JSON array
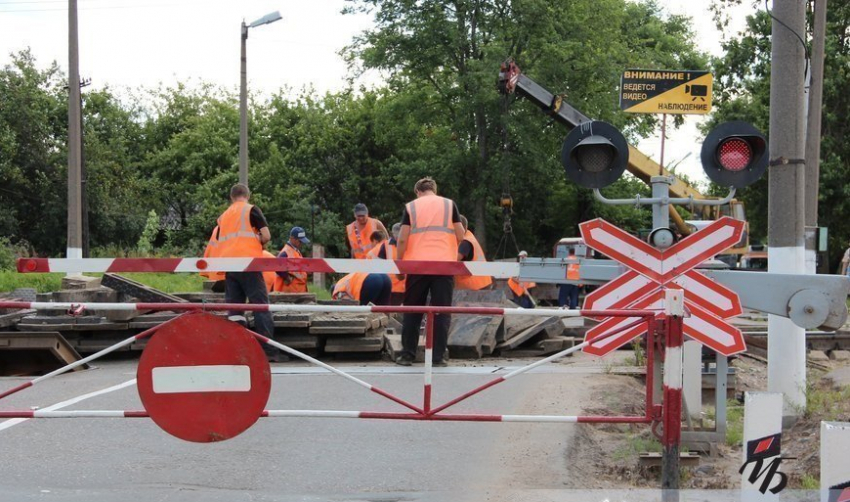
[{"x1": 137, "y1": 312, "x2": 271, "y2": 443}]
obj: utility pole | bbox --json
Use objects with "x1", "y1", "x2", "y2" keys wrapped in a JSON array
[
  {"x1": 239, "y1": 20, "x2": 249, "y2": 187},
  {"x1": 67, "y1": 0, "x2": 83, "y2": 261},
  {"x1": 79, "y1": 78, "x2": 91, "y2": 258},
  {"x1": 238, "y1": 11, "x2": 282, "y2": 188},
  {"x1": 805, "y1": 0, "x2": 827, "y2": 274},
  {"x1": 767, "y1": 0, "x2": 808, "y2": 421}
]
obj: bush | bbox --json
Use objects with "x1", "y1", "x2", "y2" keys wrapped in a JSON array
[
  {"x1": 136, "y1": 210, "x2": 160, "y2": 256},
  {"x1": 0, "y1": 237, "x2": 30, "y2": 271}
]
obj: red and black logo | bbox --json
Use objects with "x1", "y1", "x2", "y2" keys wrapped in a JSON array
[
  {"x1": 828, "y1": 480, "x2": 850, "y2": 502},
  {"x1": 746, "y1": 433, "x2": 781, "y2": 461}
]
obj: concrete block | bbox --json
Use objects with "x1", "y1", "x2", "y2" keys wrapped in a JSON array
[
  {"x1": 61, "y1": 275, "x2": 101, "y2": 290},
  {"x1": 809, "y1": 350, "x2": 830, "y2": 362},
  {"x1": 829, "y1": 350, "x2": 850, "y2": 362}
]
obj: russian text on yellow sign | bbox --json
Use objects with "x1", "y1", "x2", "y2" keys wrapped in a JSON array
[{"x1": 623, "y1": 73, "x2": 713, "y2": 115}]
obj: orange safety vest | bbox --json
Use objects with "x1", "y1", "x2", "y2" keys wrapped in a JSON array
[
  {"x1": 261, "y1": 250, "x2": 277, "y2": 292},
  {"x1": 273, "y1": 242, "x2": 308, "y2": 293},
  {"x1": 367, "y1": 241, "x2": 405, "y2": 293},
  {"x1": 332, "y1": 272, "x2": 368, "y2": 301},
  {"x1": 567, "y1": 254, "x2": 580, "y2": 282},
  {"x1": 215, "y1": 201, "x2": 264, "y2": 258},
  {"x1": 455, "y1": 230, "x2": 493, "y2": 291},
  {"x1": 508, "y1": 277, "x2": 536, "y2": 298},
  {"x1": 200, "y1": 226, "x2": 225, "y2": 281},
  {"x1": 403, "y1": 195, "x2": 457, "y2": 262},
  {"x1": 347, "y1": 218, "x2": 378, "y2": 259}
]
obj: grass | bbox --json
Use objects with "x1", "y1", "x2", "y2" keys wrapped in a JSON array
[
  {"x1": 725, "y1": 400, "x2": 745, "y2": 447},
  {"x1": 800, "y1": 474, "x2": 819, "y2": 490},
  {"x1": 702, "y1": 399, "x2": 745, "y2": 446},
  {"x1": 624, "y1": 339, "x2": 647, "y2": 367},
  {"x1": 804, "y1": 380, "x2": 850, "y2": 420},
  {"x1": 612, "y1": 432, "x2": 662, "y2": 461},
  {"x1": 0, "y1": 270, "x2": 333, "y2": 298}
]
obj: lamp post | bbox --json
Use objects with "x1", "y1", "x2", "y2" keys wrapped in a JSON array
[{"x1": 239, "y1": 10, "x2": 282, "y2": 187}]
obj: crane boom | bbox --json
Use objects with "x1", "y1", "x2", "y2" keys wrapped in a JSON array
[{"x1": 498, "y1": 62, "x2": 705, "y2": 233}]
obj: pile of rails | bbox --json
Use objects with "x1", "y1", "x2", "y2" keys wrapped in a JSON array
[{"x1": 0, "y1": 275, "x2": 590, "y2": 364}]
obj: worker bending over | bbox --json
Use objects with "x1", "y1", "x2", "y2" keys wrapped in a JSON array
[
  {"x1": 395, "y1": 177, "x2": 465, "y2": 367},
  {"x1": 332, "y1": 271, "x2": 392, "y2": 305}
]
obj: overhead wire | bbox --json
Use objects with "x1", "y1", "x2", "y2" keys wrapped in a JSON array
[{"x1": 763, "y1": 0, "x2": 810, "y2": 82}]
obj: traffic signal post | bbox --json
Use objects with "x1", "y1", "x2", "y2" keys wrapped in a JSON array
[{"x1": 553, "y1": 116, "x2": 847, "y2": 495}]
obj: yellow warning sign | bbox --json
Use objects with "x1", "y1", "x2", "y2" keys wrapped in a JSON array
[{"x1": 620, "y1": 70, "x2": 712, "y2": 115}]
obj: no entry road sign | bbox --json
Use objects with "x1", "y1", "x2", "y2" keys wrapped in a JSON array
[
  {"x1": 580, "y1": 217, "x2": 747, "y2": 356},
  {"x1": 137, "y1": 312, "x2": 271, "y2": 442}
]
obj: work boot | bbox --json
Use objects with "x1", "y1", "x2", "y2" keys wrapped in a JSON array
[
  {"x1": 395, "y1": 354, "x2": 413, "y2": 366},
  {"x1": 432, "y1": 359, "x2": 448, "y2": 368}
]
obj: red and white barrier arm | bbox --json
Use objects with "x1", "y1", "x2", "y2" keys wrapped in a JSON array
[
  {"x1": 0, "y1": 315, "x2": 183, "y2": 402},
  {"x1": 0, "y1": 301, "x2": 654, "y2": 319},
  {"x1": 249, "y1": 330, "x2": 424, "y2": 415},
  {"x1": 0, "y1": 409, "x2": 652, "y2": 423},
  {"x1": 17, "y1": 257, "x2": 520, "y2": 278}
]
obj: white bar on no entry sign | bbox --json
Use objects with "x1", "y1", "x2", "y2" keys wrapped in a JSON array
[{"x1": 152, "y1": 365, "x2": 251, "y2": 393}]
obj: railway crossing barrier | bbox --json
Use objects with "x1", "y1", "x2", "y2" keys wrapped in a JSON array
[{"x1": 0, "y1": 300, "x2": 670, "y2": 430}]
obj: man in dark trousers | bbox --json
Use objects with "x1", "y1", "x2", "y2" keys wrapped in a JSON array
[
  {"x1": 214, "y1": 183, "x2": 284, "y2": 362},
  {"x1": 395, "y1": 177, "x2": 465, "y2": 366}
]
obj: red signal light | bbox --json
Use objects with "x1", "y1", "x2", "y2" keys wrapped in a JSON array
[{"x1": 718, "y1": 138, "x2": 752, "y2": 171}]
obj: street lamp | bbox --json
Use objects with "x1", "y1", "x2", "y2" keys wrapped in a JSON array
[{"x1": 240, "y1": 10, "x2": 282, "y2": 187}]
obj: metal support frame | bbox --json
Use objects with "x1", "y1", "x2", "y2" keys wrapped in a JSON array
[
  {"x1": 593, "y1": 184, "x2": 737, "y2": 208},
  {"x1": 0, "y1": 302, "x2": 663, "y2": 427}
]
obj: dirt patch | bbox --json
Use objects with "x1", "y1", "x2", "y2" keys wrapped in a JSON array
[{"x1": 572, "y1": 355, "x2": 850, "y2": 490}]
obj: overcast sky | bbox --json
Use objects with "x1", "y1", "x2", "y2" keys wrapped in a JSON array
[{"x1": 0, "y1": 0, "x2": 757, "y2": 184}]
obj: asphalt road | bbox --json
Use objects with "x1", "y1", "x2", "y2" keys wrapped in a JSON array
[{"x1": 0, "y1": 359, "x2": 606, "y2": 502}]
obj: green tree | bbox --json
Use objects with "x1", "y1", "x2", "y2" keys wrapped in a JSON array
[
  {"x1": 0, "y1": 49, "x2": 67, "y2": 254},
  {"x1": 345, "y1": 0, "x2": 705, "y2": 255},
  {"x1": 708, "y1": 3, "x2": 850, "y2": 270}
]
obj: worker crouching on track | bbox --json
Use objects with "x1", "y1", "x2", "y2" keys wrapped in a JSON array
[
  {"x1": 273, "y1": 226, "x2": 310, "y2": 293},
  {"x1": 214, "y1": 183, "x2": 284, "y2": 362},
  {"x1": 508, "y1": 250, "x2": 536, "y2": 309},
  {"x1": 332, "y1": 271, "x2": 392, "y2": 305},
  {"x1": 395, "y1": 177, "x2": 465, "y2": 367}
]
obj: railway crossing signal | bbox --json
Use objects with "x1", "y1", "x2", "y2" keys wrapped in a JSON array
[
  {"x1": 561, "y1": 121, "x2": 629, "y2": 189},
  {"x1": 700, "y1": 121, "x2": 768, "y2": 188},
  {"x1": 580, "y1": 217, "x2": 747, "y2": 356}
]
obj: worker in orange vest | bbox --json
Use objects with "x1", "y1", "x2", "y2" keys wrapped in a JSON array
[
  {"x1": 558, "y1": 247, "x2": 582, "y2": 309},
  {"x1": 395, "y1": 177, "x2": 465, "y2": 367},
  {"x1": 366, "y1": 229, "x2": 405, "y2": 296},
  {"x1": 346, "y1": 203, "x2": 388, "y2": 259},
  {"x1": 455, "y1": 215, "x2": 493, "y2": 291},
  {"x1": 200, "y1": 226, "x2": 226, "y2": 291},
  {"x1": 214, "y1": 183, "x2": 282, "y2": 361},
  {"x1": 273, "y1": 227, "x2": 310, "y2": 293},
  {"x1": 332, "y1": 271, "x2": 392, "y2": 305},
  {"x1": 261, "y1": 250, "x2": 277, "y2": 293},
  {"x1": 508, "y1": 250, "x2": 536, "y2": 308}
]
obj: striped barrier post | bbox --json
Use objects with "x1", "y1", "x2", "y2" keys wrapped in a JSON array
[
  {"x1": 661, "y1": 289, "x2": 685, "y2": 498},
  {"x1": 821, "y1": 421, "x2": 850, "y2": 502},
  {"x1": 741, "y1": 392, "x2": 784, "y2": 501},
  {"x1": 424, "y1": 312, "x2": 434, "y2": 414}
]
